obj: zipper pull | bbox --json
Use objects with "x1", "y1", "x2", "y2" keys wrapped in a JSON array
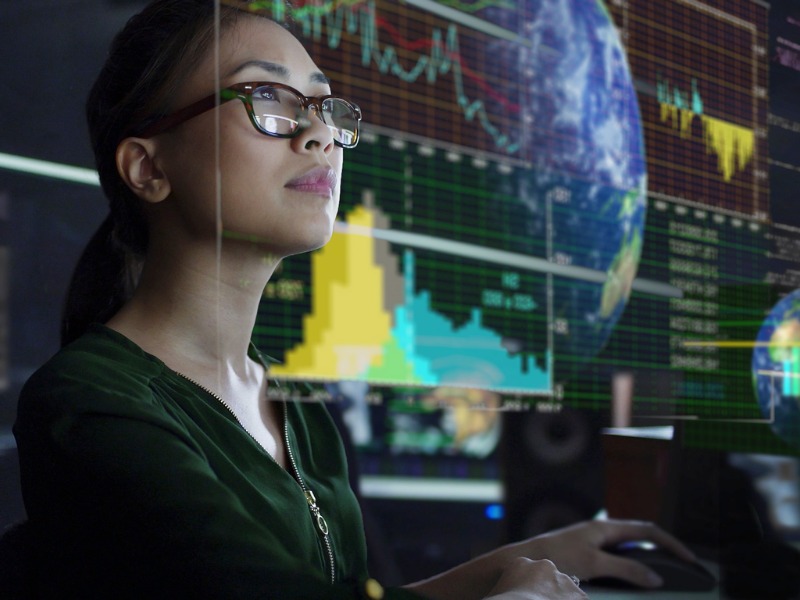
[{"x1": 304, "y1": 489, "x2": 329, "y2": 535}]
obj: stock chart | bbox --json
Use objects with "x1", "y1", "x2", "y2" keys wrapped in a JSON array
[
  {"x1": 256, "y1": 0, "x2": 646, "y2": 398},
  {"x1": 248, "y1": 0, "x2": 799, "y2": 457}
]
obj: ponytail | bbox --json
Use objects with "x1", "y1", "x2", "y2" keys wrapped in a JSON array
[{"x1": 60, "y1": 216, "x2": 143, "y2": 346}]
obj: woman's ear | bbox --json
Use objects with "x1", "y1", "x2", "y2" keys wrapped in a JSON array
[{"x1": 116, "y1": 138, "x2": 171, "y2": 203}]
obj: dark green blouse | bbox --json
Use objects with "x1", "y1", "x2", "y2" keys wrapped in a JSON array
[{"x1": 14, "y1": 325, "x2": 421, "y2": 599}]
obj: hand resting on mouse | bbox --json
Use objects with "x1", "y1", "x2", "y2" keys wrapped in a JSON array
[{"x1": 588, "y1": 540, "x2": 717, "y2": 592}]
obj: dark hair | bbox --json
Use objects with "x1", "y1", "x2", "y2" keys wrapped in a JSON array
[{"x1": 62, "y1": 0, "x2": 283, "y2": 346}]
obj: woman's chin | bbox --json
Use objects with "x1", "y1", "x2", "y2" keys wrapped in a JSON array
[
  {"x1": 290, "y1": 229, "x2": 335, "y2": 256},
  {"x1": 220, "y1": 225, "x2": 334, "y2": 258}
]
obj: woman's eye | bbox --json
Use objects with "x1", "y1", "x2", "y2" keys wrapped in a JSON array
[{"x1": 255, "y1": 88, "x2": 278, "y2": 101}]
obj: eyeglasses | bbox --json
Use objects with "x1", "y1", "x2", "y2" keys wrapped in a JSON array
[{"x1": 136, "y1": 81, "x2": 362, "y2": 148}]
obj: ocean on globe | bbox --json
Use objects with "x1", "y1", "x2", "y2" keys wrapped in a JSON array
[
  {"x1": 495, "y1": 0, "x2": 647, "y2": 364},
  {"x1": 752, "y1": 289, "x2": 800, "y2": 449}
]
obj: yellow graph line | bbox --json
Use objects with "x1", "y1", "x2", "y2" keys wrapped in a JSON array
[
  {"x1": 660, "y1": 103, "x2": 695, "y2": 138},
  {"x1": 659, "y1": 105, "x2": 754, "y2": 182},
  {"x1": 682, "y1": 341, "x2": 799, "y2": 348},
  {"x1": 702, "y1": 115, "x2": 755, "y2": 182},
  {"x1": 757, "y1": 370, "x2": 800, "y2": 378}
]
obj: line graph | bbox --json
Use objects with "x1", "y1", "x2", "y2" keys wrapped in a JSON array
[
  {"x1": 278, "y1": 0, "x2": 526, "y2": 154},
  {"x1": 657, "y1": 77, "x2": 704, "y2": 117},
  {"x1": 609, "y1": 0, "x2": 769, "y2": 217},
  {"x1": 657, "y1": 76, "x2": 755, "y2": 182},
  {"x1": 368, "y1": 11, "x2": 520, "y2": 114}
]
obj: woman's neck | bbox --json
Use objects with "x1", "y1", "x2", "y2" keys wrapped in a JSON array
[{"x1": 106, "y1": 240, "x2": 278, "y2": 379}]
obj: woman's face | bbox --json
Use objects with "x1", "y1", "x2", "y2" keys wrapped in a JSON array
[{"x1": 152, "y1": 15, "x2": 343, "y2": 260}]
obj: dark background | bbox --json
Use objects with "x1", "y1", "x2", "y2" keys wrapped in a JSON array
[
  {"x1": 0, "y1": 0, "x2": 144, "y2": 531},
  {"x1": 2, "y1": 0, "x2": 799, "y2": 589}
]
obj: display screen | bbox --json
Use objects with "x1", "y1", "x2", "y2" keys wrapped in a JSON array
[
  {"x1": 1, "y1": 1, "x2": 798, "y2": 508},
  {"x1": 244, "y1": 0, "x2": 800, "y2": 464}
]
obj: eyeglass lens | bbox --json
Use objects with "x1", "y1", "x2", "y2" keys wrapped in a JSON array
[{"x1": 251, "y1": 85, "x2": 358, "y2": 146}]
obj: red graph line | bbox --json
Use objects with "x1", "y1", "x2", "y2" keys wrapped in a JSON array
[
  {"x1": 373, "y1": 14, "x2": 520, "y2": 114},
  {"x1": 318, "y1": 1, "x2": 522, "y2": 114}
]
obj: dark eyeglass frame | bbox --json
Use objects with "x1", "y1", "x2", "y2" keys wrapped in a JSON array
[{"x1": 135, "y1": 81, "x2": 362, "y2": 148}]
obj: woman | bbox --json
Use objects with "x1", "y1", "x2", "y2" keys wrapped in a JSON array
[{"x1": 13, "y1": 1, "x2": 693, "y2": 597}]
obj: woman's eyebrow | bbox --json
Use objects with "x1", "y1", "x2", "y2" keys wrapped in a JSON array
[
  {"x1": 228, "y1": 60, "x2": 331, "y2": 85},
  {"x1": 228, "y1": 60, "x2": 289, "y2": 79},
  {"x1": 310, "y1": 71, "x2": 331, "y2": 85}
]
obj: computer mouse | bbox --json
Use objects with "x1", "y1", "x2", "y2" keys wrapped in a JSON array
[{"x1": 588, "y1": 541, "x2": 717, "y2": 592}]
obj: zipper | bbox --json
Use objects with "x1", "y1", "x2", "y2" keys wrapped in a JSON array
[
  {"x1": 174, "y1": 372, "x2": 336, "y2": 583},
  {"x1": 283, "y1": 412, "x2": 336, "y2": 585}
]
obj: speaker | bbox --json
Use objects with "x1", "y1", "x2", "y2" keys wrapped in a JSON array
[{"x1": 502, "y1": 407, "x2": 605, "y2": 542}]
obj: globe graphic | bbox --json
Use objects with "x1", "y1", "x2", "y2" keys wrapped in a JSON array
[
  {"x1": 752, "y1": 289, "x2": 800, "y2": 448},
  {"x1": 496, "y1": 0, "x2": 647, "y2": 363}
]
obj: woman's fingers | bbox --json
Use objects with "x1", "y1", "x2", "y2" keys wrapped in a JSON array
[
  {"x1": 485, "y1": 557, "x2": 587, "y2": 599},
  {"x1": 511, "y1": 518, "x2": 698, "y2": 584}
]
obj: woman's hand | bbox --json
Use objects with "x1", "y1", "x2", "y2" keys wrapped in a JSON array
[
  {"x1": 502, "y1": 519, "x2": 697, "y2": 589},
  {"x1": 404, "y1": 518, "x2": 695, "y2": 599},
  {"x1": 484, "y1": 557, "x2": 587, "y2": 600}
]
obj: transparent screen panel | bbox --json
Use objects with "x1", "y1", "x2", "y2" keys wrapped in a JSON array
[{"x1": 2, "y1": 0, "x2": 799, "y2": 579}]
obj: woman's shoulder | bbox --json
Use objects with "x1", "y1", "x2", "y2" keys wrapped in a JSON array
[
  {"x1": 29, "y1": 323, "x2": 162, "y2": 386},
  {"x1": 18, "y1": 324, "x2": 166, "y2": 418}
]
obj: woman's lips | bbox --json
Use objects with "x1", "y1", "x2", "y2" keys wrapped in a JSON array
[{"x1": 285, "y1": 166, "x2": 337, "y2": 196}]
